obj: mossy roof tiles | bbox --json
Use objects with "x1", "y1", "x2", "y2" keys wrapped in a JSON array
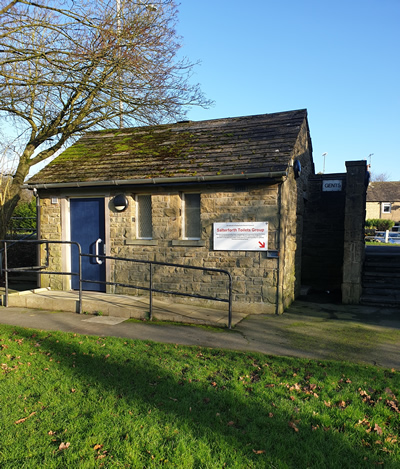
[
  {"x1": 367, "y1": 181, "x2": 400, "y2": 202},
  {"x1": 29, "y1": 109, "x2": 308, "y2": 185}
]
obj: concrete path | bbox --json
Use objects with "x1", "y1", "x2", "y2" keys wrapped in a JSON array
[
  {"x1": 0, "y1": 296, "x2": 399, "y2": 370},
  {"x1": 2, "y1": 288, "x2": 245, "y2": 327}
]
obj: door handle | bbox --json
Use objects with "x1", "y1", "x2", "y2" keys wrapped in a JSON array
[{"x1": 95, "y1": 238, "x2": 103, "y2": 265}]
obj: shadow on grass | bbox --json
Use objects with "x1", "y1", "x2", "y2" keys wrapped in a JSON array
[{"x1": 10, "y1": 327, "x2": 397, "y2": 468}]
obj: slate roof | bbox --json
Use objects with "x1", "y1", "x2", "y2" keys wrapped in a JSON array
[
  {"x1": 28, "y1": 109, "x2": 309, "y2": 186},
  {"x1": 367, "y1": 181, "x2": 400, "y2": 202}
]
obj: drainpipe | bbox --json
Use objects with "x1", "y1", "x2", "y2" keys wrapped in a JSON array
[{"x1": 275, "y1": 181, "x2": 284, "y2": 315}]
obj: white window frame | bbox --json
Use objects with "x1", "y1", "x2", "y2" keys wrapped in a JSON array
[
  {"x1": 182, "y1": 193, "x2": 201, "y2": 240},
  {"x1": 382, "y1": 202, "x2": 392, "y2": 214},
  {"x1": 136, "y1": 194, "x2": 152, "y2": 239}
]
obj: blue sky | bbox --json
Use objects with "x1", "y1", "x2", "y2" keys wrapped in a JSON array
[{"x1": 176, "y1": 0, "x2": 400, "y2": 179}]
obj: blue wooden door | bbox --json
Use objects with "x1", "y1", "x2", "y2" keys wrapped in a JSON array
[{"x1": 70, "y1": 198, "x2": 106, "y2": 291}]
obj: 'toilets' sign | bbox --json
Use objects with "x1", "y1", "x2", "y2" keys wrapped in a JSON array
[{"x1": 213, "y1": 222, "x2": 268, "y2": 251}]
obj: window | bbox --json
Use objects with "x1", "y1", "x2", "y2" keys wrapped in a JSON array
[
  {"x1": 382, "y1": 202, "x2": 392, "y2": 214},
  {"x1": 136, "y1": 195, "x2": 152, "y2": 239},
  {"x1": 183, "y1": 193, "x2": 201, "y2": 239}
]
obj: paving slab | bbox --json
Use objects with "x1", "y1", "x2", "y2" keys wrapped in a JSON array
[{"x1": 82, "y1": 316, "x2": 128, "y2": 325}]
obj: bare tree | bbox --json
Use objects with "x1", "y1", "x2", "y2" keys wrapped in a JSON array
[
  {"x1": 0, "y1": 0, "x2": 211, "y2": 239},
  {"x1": 0, "y1": 0, "x2": 17, "y2": 16},
  {"x1": 370, "y1": 172, "x2": 391, "y2": 182}
]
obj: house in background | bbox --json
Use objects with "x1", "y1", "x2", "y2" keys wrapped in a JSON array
[
  {"x1": 366, "y1": 181, "x2": 400, "y2": 223},
  {"x1": 26, "y1": 109, "x2": 314, "y2": 314}
]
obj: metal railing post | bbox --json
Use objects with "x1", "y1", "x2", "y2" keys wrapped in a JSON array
[
  {"x1": 228, "y1": 272, "x2": 232, "y2": 329},
  {"x1": 4, "y1": 242, "x2": 8, "y2": 307},
  {"x1": 78, "y1": 243, "x2": 82, "y2": 314},
  {"x1": 149, "y1": 262, "x2": 153, "y2": 320},
  {"x1": 385, "y1": 230, "x2": 389, "y2": 243}
]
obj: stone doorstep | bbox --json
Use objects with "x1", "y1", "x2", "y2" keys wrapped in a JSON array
[
  {"x1": 7, "y1": 287, "x2": 51, "y2": 296},
  {"x1": 4, "y1": 289, "x2": 148, "y2": 318}
]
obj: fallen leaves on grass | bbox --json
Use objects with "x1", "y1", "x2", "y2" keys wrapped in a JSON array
[
  {"x1": 58, "y1": 442, "x2": 70, "y2": 451},
  {"x1": 14, "y1": 412, "x2": 36, "y2": 424},
  {"x1": 359, "y1": 389, "x2": 377, "y2": 406},
  {"x1": 386, "y1": 399, "x2": 400, "y2": 414},
  {"x1": 288, "y1": 421, "x2": 299, "y2": 432},
  {"x1": 374, "y1": 424, "x2": 383, "y2": 436}
]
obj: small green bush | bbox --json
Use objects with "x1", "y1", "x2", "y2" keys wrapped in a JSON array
[
  {"x1": 8, "y1": 199, "x2": 37, "y2": 233},
  {"x1": 365, "y1": 218, "x2": 395, "y2": 231}
]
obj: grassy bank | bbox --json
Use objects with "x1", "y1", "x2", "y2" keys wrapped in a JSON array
[{"x1": 0, "y1": 325, "x2": 399, "y2": 468}]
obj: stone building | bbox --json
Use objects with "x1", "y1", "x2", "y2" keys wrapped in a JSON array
[
  {"x1": 366, "y1": 181, "x2": 400, "y2": 223},
  {"x1": 27, "y1": 109, "x2": 314, "y2": 314}
]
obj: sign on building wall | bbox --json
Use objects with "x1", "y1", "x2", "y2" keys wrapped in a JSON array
[
  {"x1": 322, "y1": 180, "x2": 343, "y2": 191},
  {"x1": 213, "y1": 222, "x2": 268, "y2": 251}
]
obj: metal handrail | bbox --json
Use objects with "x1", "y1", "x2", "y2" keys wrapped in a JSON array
[
  {"x1": 1, "y1": 239, "x2": 82, "y2": 312},
  {"x1": 1, "y1": 239, "x2": 233, "y2": 328},
  {"x1": 365, "y1": 230, "x2": 400, "y2": 244},
  {"x1": 0, "y1": 232, "x2": 37, "y2": 276},
  {"x1": 81, "y1": 252, "x2": 233, "y2": 328}
]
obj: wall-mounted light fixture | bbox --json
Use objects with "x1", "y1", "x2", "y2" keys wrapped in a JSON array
[{"x1": 113, "y1": 193, "x2": 129, "y2": 212}]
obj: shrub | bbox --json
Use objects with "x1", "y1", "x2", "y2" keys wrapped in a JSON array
[
  {"x1": 8, "y1": 199, "x2": 36, "y2": 233},
  {"x1": 365, "y1": 218, "x2": 395, "y2": 231}
]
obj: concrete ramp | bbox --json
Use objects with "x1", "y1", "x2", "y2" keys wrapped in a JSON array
[{"x1": 2, "y1": 288, "x2": 245, "y2": 328}]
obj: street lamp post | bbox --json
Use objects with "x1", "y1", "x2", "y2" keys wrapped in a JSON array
[{"x1": 322, "y1": 152, "x2": 327, "y2": 174}]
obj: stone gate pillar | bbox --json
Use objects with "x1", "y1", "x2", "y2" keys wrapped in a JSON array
[{"x1": 342, "y1": 160, "x2": 368, "y2": 303}]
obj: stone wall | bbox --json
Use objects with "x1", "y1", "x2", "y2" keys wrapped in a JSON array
[
  {"x1": 278, "y1": 119, "x2": 314, "y2": 310},
  {"x1": 109, "y1": 183, "x2": 282, "y2": 314},
  {"x1": 302, "y1": 161, "x2": 368, "y2": 303},
  {"x1": 342, "y1": 161, "x2": 368, "y2": 303},
  {"x1": 365, "y1": 202, "x2": 381, "y2": 220},
  {"x1": 38, "y1": 177, "x2": 304, "y2": 315},
  {"x1": 38, "y1": 197, "x2": 63, "y2": 289},
  {"x1": 301, "y1": 174, "x2": 347, "y2": 292}
]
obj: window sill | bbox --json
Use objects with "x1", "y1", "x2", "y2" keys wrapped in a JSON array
[
  {"x1": 125, "y1": 239, "x2": 158, "y2": 246},
  {"x1": 171, "y1": 240, "x2": 205, "y2": 247}
]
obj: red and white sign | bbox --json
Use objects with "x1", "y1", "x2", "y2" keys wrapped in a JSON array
[{"x1": 213, "y1": 222, "x2": 269, "y2": 251}]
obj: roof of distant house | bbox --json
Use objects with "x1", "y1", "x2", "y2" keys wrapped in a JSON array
[
  {"x1": 367, "y1": 181, "x2": 400, "y2": 202},
  {"x1": 28, "y1": 109, "x2": 310, "y2": 186}
]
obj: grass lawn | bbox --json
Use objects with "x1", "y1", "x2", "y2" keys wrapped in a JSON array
[
  {"x1": 365, "y1": 241, "x2": 400, "y2": 246},
  {"x1": 0, "y1": 325, "x2": 399, "y2": 468}
]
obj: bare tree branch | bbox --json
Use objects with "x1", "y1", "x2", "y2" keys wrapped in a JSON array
[{"x1": 0, "y1": 0, "x2": 212, "y2": 238}]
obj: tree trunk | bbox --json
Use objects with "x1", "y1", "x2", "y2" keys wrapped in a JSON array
[{"x1": 0, "y1": 157, "x2": 31, "y2": 241}]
